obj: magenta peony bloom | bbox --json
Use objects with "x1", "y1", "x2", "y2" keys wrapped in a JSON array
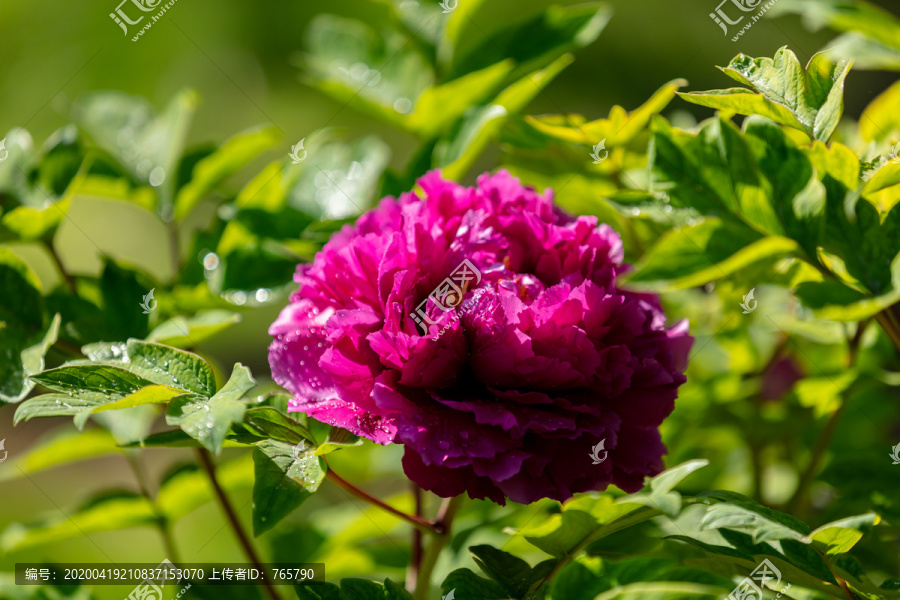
[{"x1": 268, "y1": 170, "x2": 692, "y2": 504}]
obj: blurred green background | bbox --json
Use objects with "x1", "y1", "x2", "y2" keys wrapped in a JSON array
[{"x1": 1, "y1": 1, "x2": 899, "y2": 598}]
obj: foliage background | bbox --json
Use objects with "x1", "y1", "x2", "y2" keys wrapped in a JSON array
[{"x1": 1, "y1": 0, "x2": 900, "y2": 599}]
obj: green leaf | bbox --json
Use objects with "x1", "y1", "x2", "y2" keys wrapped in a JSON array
[
  {"x1": 245, "y1": 406, "x2": 314, "y2": 444},
  {"x1": 810, "y1": 513, "x2": 880, "y2": 556},
  {"x1": 99, "y1": 260, "x2": 151, "y2": 340},
  {"x1": 680, "y1": 47, "x2": 851, "y2": 141},
  {"x1": 521, "y1": 496, "x2": 653, "y2": 559},
  {"x1": 303, "y1": 15, "x2": 432, "y2": 128},
  {"x1": 626, "y1": 218, "x2": 797, "y2": 291},
  {"x1": 146, "y1": 310, "x2": 242, "y2": 348},
  {"x1": 863, "y1": 159, "x2": 900, "y2": 195},
  {"x1": 698, "y1": 491, "x2": 811, "y2": 544},
  {"x1": 18, "y1": 364, "x2": 177, "y2": 430},
  {"x1": 313, "y1": 426, "x2": 362, "y2": 456},
  {"x1": 339, "y1": 579, "x2": 385, "y2": 599},
  {"x1": 252, "y1": 439, "x2": 326, "y2": 536},
  {"x1": 125, "y1": 339, "x2": 216, "y2": 397},
  {"x1": 1, "y1": 313, "x2": 60, "y2": 404},
  {"x1": 591, "y1": 582, "x2": 726, "y2": 599},
  {"x1": 294, "y1": 582, "x2": 342, "y2": 600},
  {"x1": 408, "y1": 60, "x2": 515, "y2": 138},
  {"x1": 860, "y1": 79, "x2": 900, "y2": 142},
  {"x1": 794, "y1": 370, "x2": 856, "y2": 417},
  {"x1": 440, "y1": 569, "x2": 507, "y2": 600},
  {"x1": 621, "y1": 459, "x2": 709, "y2": 517},
  {"x1": 770, "y1": 1, "x2": 900, "y2": 71},
  {"x1": 0, "y1": 493, "x2": 157, "y2": 553},
  {"x1": 166, "y1": 363, "x2": 254, "y2": 454},
  {"x1": 449, "y1": 2, "x2": 611, "y2": 79},
  {"x1": 438, "y1": 54, "x2": 573, "y2": 180},
  {"x1": 72, "y1": 89, "x2": 197, "y2": 201},
  {"x1": 1, "y1": 199, "x2": 70, "y2": 241},
  {"x1": 91, "y1": 384, "x2": 184, "y2": 413},
  {"x1": 0, "y1": 429, "x2": 119, "y2": 481},
  {"x1": 174, "y1": 125, "x2": 280, "y2": 219},
  {"x1": 469, "y1": 545, "x2": 533, "y2": 598}
]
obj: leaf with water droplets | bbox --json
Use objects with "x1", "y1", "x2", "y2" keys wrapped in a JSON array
[
  {"x1": 126, "y1": 339, "x2": 216, "y2": 397},
  {"x1": 244, "y1": 406, "x2": 315, "y2": 445},
  {"x1": 165, "y1": 363, "x2": 254, "y2": 454},
  {"x1": 252, "y1": 438, "x2": 325, "y2": 536}
]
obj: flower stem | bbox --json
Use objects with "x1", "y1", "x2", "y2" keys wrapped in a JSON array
[
  {"x1": 413, "y1": 495, "x2": 464, "y2": 600},
  {"x1": 406, "y1": 484, "x2": 424, "y2": 591},
  {"x1": 196, "y1": 449, "x2": 282, "y2": 600},
  {"x1": 785, "y1": 322, "x2": 867, "y2": 514},
  {"x1": 324, "y1": 467, "x2": 442, "y2": 534},
  {"x1": 43, "y1": 240, "x2": 77, "y2": 296},
  {"x1": 876, "y1": 308, "x2": 900, "y2": 353},
  {"x1": 126, "y1": 453, "x2": 179, "y2": 562}
]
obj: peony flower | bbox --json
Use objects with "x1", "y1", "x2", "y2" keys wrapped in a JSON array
[{"x1": 268, "y1": 170, "x2": 692, "y2": 504}]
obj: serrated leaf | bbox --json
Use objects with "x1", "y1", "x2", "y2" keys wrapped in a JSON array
[
  {"x1": 680, "y1": 47, "x2": 850, "y2": 141},
  {"x1": 252, "y1": 439, "x2": 325, "y2": 536},
  {"x1": 165, "y1": 363, "x2": 254, "y2": 454},
  {"x1": 244, "y1": 406, "x2": 315, "y2": 445},
  {"x1": 125, "y1": 339, "x2": 216, "y2": 397}
]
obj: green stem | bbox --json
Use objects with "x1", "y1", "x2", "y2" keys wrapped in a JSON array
[
  {"x1": 413, "y1": 495, "x2": 463, "y2": 600},
  {"x1": 406, "y1": 484, "x2": 424, "y2": 591},
  {"x1": 785, "y1": 321, "x2": 867, "y2": 514},
  {"x1": 324, "y1": 467, "x2": 442, "y2": 534},
  {"x1": 876, "y1": 308, "x2": 900, "y2": 354},
  {"x1": 44, "y1": 239, "x2": 77, "y2": 295},
  {"x1": 196, "y1": 449, "x2": 283, "y2": 600},
  {"x1": 816, "y1": 548, "x2": 858, "y2": 600},
  {"x1": 126, "y1": 453, "x2": 180, "y2": 562}
]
